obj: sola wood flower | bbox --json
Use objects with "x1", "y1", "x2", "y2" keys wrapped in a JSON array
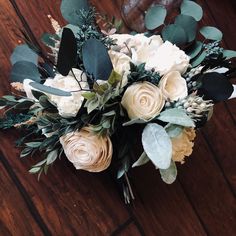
[
  {"x1": 171, "y1": 128, "x2": 196, "y2": 164},
  {"x1": 159, "y1": 71, "x2": 188, "y2": 101},
  {"x1": 121, "y1": 82, "x2": 165, "y2": 120},
  {"x1": 60, "y1": 127, "x2": 113, "y2": 172}
]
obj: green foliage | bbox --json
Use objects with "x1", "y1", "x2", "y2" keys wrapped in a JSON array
[
  {"x1": 132, "y1": 152, "x2": 150, "y2": 168},
  {"x1": 159, "y1": 161, "x2": 177, "y2": 184},
  {"x1": 145, "y1": 5, "x2": 167, "y2": 30},
  {"x1": 10, "y1": 44, "x2": 38, "y2": 65},
  {"x1": 223, "y1": 50, "x2": 236, "y2": 59},
  {"x1": 165, "y1": 124, "x2": 183, "y2": 138},
  {"x1": 187, "y1": 41, "x2": 203, "y2": 59},
  {"x1": 127, "y1": 63, "x2": 161, "y2": 86},
  {"x1": 30, "y1": 82, "x2": 71, "y2": 96},
  {"x1": 41, "y1": 33, "x2": 60, "y2": 47},
  {"x1": 142, "y1": 123, "x2": 172, "y2": 169},
  {"x1": 200, "y1": 26, "x2": 223, "y2": 41},
  {"x1": 0, "y1": 113, "x2": 32, "y2": 129},
  {"x1": 10, "y1": 61, "x2": 41, "y2": 83},
  {"x1": 82, "y1": 38, "x2": 113, "y2": 81},
  {"x1": 174, "y1": 14, "x2": 197, "y2": 42},
  {"x1": 157, "y1": 108, "x2": 195, "y2": 127},
  {"x1": 60, "y1": 0, "x2": 89, "y2": 25},
  {"x1": 180, "y1": 0, "x2": 203, "y2": 21},
  {"x1": 162, "y1": 24, "x2": 187, "y2": 46}
]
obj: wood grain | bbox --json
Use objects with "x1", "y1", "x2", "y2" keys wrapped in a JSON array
[
  {"x1": 0, "y1": 0, "x2": 235, "y2": 235},
  {"x1": 0, "y1": 160, "x2": 42, "y2": 236}
]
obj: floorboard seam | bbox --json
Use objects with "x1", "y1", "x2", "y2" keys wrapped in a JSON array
[
  {"x1": 0, "y1": 153, "x2": 51, "y2": 236},
  {"x1": 201, "y1": 131, "x2": 236, "y2": 197},
  {"x1": 177, "y1": 180, "x2": 209, "y2": 236},
  {"x1": 110, "y1": 217, "x2": 133, "y2": 236}
]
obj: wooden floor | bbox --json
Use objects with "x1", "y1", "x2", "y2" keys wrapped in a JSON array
[{"x1": 0, "y1": 0, "x2": 235, "y2": 235}]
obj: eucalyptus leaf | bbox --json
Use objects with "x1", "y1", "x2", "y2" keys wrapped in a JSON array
[
  {"x1": 29, "y1": 82, "x2": 71, "y2": 97},
  {"x1": 223, "y1": 50, "x2": 236, "y2": 59},
  {"x1": 132, "y1": 152, "x2": 150, "y2": 168},
  {"x1": 123, "y1": 118, "x2": 147, "y2": 126},
  {"x1": 86, "y1": 99, "x2": 99, "y2": 114},
  {"x1": 162, "y1": 24, "x2": 187, "y2": 46},
  {"x1": 188, "y1": 41, "x2": 203, "y2": 59},
  {"x1": 26, "y1": 142, "x2": 42, "y2": 148},
  {"x1": 29, "y1": 167, "x2": 41, "y2": 174},
  {"x1": 160, "y1": 161, "x2": 177, "y2": 184},
  {"x1": 57, "y1": 28, "x2": 77, "y2": 76},
  {"x1": 46, "y1": 149, "x2": 58, "y2": 165},
  {"x1": 142, "y1": 123, "x2": 172, "y2": 169},
  {"x1": 181, "y1": 0, "x2": 203, "y2": 21},
  {"x1": 157, "y1": 108, "x2": 195, "y2": 127},
  {"x1": 10, "y1": 44, "x2": 38, "y2": 65},
  {"x1": 200, "y1": 26, "x2": 223, "y2": 41},
  {"x1": 145, "y1": 5, "x2": 167, "y2": 30},
  {"x1": 60, "y1": 0, "x2": 89, "y2": 25},
  {"x1": 10, "y1": 61, "x2": 41, "y2": 83},
  {"x1": 14, "y1": 100, "x2": 34, "y2": 110},
  {"x1": 82, "y1": 38, "x2": 113, "y2": 81},
  {"x1": 192, "y1": 51, "x2": 207, "y2": 67},
  {"x1": 175, "y1": 14, "x2": 197, "y2": 42}
]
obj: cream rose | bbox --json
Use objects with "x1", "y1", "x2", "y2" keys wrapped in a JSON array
[
  {"x1": 144, "y1": 41, "x2": 190, "y2": 75},
  {"x1": 44, "y1": 69, "x2": 88, "y2": 118},
  {"x1": 171, "y1": 128, "x2": 196, "y2": 164},
  {"x1": 121, "y1": 82, "x2": 165, "y2": 120},
  {"x1": 60, "y1": 127, "x2": 113, "y2": 172},
  {"x1": 159, "y1": 71, "x2": 188, "y2": 101},
  {"x1": 108, "y1": 50, "x2": 131, "y2": 87}
]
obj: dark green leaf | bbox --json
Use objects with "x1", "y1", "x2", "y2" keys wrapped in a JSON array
[
  {"x1": 30, "y1": 82, "x2": 71, "y2": 97},
  {"x1": 10, "y1": 44, "x2": 38, "y2": 65},
  {"x1": 181, "y1": 0, "x2": 203, "y2": 21},
  {"x1": 145, "y1": 5, "x2": 167, "y2": 30},
  {"x1": 198, "y1": 72, "x2": 234, "y2": 101},
  {"x1": 188, "y1": 41, "x2": 203, "y2": 59},
  {"x1": 10, "y1": 61, "x2": 41, "y2": 83},
  {"x1": 132, "y1": 152, "x2": 150, "y2": 168},
  {"x1": 192, "y1": 51, "x2": 207, "y2": 67},
  {"x1": 175, "y1": 14, "x2": 197, "y2": 42},
  {"x1": 46, "y1": 149, "x2": 58, "y2": 165},
  {"x1": 82, "y1": 38, "x2": 113, "y2": 81},
  {"x1": 162, "y1": 24, "x2": 187, "y2": 46},
  {"x1": 14, "y1": 100, "x2": 34, "y2": 110},
  {"x1": 200, "y1": 26, "x2": 223, "y2": 41},
  {"x1": 26, "y1": 142, "x2": 42, "y2": 148},
  {"x1": 60, "y1": 0, "x2": 89, "y2": 25},
  {"x1": 57, "y1": 28, "x2": 77, "y2": 76}
]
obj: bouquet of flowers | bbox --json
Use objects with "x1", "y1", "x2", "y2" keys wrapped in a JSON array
[{"x1": 0, "y1": 0, "x2": 235, "y2": 203}]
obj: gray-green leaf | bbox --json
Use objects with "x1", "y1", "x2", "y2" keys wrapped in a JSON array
[
  {"x1": 132, "y1": 152, "x2": 150, "y2": 168},
  {"x1": 46, "y1": 149, "x2": 58, "y2": 165},
  {"x1": 142, "y1": 123, "x2": 172, "y2": 169},
  {"x1": 200, "y1": 26, "x2": 223, "y2": 41},
  {"x1": 166, "y1": 124, "x2": 183, "y2": 138},
  {"x1": 181, "y1": 0, "x2": 203, "y2": 21},
  {"x1": 223, "y1": 50, "x2": 236, "y2": 60},
  {"x1": 157, "y1": 108, "x2": 195, "y2": 127},
  {"x1": 145, "y1": 5, "x2": 167, "y2": 30},
  {"x1": 160, "y1": 161, "x2": 177, "y2": 184}
]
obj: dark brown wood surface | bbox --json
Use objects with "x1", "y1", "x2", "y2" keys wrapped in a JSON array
[{"x1": 0, "y1": 0, "x2": 235, "y2": 235}]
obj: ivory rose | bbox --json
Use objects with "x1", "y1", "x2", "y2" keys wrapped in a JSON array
[
  {"x1": 43, "y1": 69, "x2": 88, "y2": 118},
  {"x1": 159, "y1": 71, "x2": 188, "y2": 101},
  {"x1": 108, "y1": 50, "x2": 131, "y2": 87},
  {"x1": 60, "y1": 127, "x2": 113, "y2": 172},
  {"x1": 144, "y1": 41, "x2": 190, "y2": 75},
  {"x1": 171, "y1": 128, "x2": 196, "y2": 164},
  {"x1": 121, "y1": 82, "x2": 165, "y2": 120}
]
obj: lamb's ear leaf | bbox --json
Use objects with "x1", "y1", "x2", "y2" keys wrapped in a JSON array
[
  {"x1": 57, "y1": 28, "x2": 77, "y2": 76},
  {"x1": 60, "y1": 0, "x2": 89, "y2": 25},
  {"x1": 160, "y1": 161, "x2": 177, "y2": 184},
  {"x1": 10, "y1": 61, "x2": 41, "y2": 83},
  {"x1": 29, "y1": 82, "x2": 71, "y2": 97}
]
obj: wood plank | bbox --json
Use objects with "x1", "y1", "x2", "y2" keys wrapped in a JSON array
[
  {"x1": 129, "y1": 163, "x2": 207, "y2": 236},
  {"x1": 113, "y1": 223, "x2": 142, "y2": 236},
  {"x1": 178, "y1": 133, "x2": 236, "y2": 235},
  {"x1": 0, "y1": 1, "x2": 130, "y2": 235},
  {"x1": 0, "y1": 160, "x2": 42, "y2": 236},
  {"x1": 193, "y1": 0, "x2": 236, "y2": 193}
]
